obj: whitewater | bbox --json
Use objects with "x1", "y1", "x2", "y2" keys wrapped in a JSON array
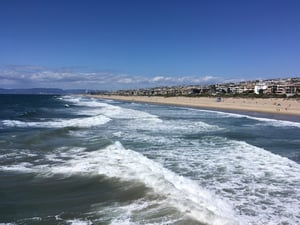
[{"x1": 0, "y1": 94, "x2": 299, "y2": 225}]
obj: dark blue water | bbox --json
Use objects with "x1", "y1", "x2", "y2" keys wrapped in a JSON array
[{"x1": 1, "y1": 95, "x2": 300, "y2": 225}]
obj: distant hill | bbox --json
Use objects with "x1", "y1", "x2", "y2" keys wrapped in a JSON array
[{"x1": 0, "y1": 88, "x2": 88, "y2": 95}]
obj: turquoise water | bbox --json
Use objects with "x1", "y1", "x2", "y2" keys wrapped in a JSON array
[{"x1": 0, "y1": 95, "x2": 300, "y2": 225}]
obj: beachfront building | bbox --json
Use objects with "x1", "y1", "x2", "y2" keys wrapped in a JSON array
[
  {"x1": 285, "y1": 85, "x2": 298, "y2": 97},
  {"x1": 254, "y1": 82, "x2": 268, "y2": 94},
  {"x1": 106, "y1": 77, "x2": 300, "y2": 97}
]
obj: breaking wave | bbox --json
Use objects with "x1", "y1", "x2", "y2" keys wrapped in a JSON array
[
  {"x1": 2, "y1": 115, "x2": 111, "y2": 128},
  {"x1": 1, "y1": 142, "x2": 238, "y2": 225}
]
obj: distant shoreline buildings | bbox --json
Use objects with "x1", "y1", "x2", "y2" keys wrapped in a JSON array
[{"x1": 99, "y1": 77, "x2": 300, "y2": 98}]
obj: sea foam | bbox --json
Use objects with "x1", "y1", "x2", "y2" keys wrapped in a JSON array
[
  {"x1": 43, "y1": 142, "x2": 238, "y2": 225},
  {"x1": 62, "y1": 96, "x2": 162, "y2": 122},
  {"x1": 186, "y1": 108, "x2": 300, "y2": 128},
  {"x1": 1, "y1": 142, "x2": 238, "y2": 225},
  {"x1": 2, "y1": 115, "x2": 111, "y2": 128},
  {"x1": 145, "y1": 136, "x2": 300, "y2": 225}
]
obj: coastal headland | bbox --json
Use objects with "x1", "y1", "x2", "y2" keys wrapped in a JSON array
[{"x1": 91, "y1": 95, "x2": 300, "y2": 116}]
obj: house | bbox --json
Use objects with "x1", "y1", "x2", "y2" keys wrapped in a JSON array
[{"x1": 254, "y1": 82, "x2": 268, "y2": 94}]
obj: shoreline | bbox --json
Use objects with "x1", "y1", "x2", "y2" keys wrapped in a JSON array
[{"x1": 90, "y1": 95, "x2": 300, "y2": 118}]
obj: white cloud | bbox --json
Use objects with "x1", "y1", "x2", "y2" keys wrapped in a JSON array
[
  {"x1": 0, "y1": 65, "x2": 222, "y2": 90},
  {"x1": 202, "y1": 75, "x2": 216, "y2": 82},
  {"x1": 151, "y1": 76, "x2": 172, "y2": 82}
]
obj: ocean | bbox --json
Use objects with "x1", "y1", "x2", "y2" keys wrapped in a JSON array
[{"x1": 0, "y1": 94, "x2": 299, "y2": 225}]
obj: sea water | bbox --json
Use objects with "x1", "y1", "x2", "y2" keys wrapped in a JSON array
[{"x1": 0, "y1": 94, "x2": 299, "y2": 225}]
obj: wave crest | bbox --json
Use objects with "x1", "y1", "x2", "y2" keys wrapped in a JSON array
[{"x1": 2, "y1": 115, "x2": 111, "y2": 128}]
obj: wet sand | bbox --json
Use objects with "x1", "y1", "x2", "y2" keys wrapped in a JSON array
[{"x1": 91, "y1": 95, "x2": 300, "y2": 116}]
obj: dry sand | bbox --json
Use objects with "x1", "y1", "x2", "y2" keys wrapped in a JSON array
[{"x1": 91, "y1": 95, "x2": 300, "y2": 116}]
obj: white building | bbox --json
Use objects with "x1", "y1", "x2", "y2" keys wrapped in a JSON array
[{"x1": 254, "y1": 82, "x2": 268, "y2": 94}]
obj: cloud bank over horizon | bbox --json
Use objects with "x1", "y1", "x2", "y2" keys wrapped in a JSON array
[{"x1": 0, "y1": 65, "x2": 222, "y2": 90}]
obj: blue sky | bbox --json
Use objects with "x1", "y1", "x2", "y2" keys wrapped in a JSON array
[{"x1": 0, "y1": 0, "x2": 299, "y2": 90}]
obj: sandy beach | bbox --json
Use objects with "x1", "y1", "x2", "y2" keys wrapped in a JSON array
[{"x1": 91, "y1": 95, "x2": 300, "y2": 116}]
